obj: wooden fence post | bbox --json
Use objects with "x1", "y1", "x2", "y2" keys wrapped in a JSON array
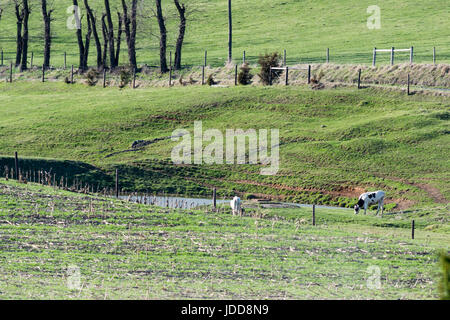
[
  {"x1": 433, "y1": 47, "x2": 436, "y2": 65},
  {"x1": 283, "y1": 49, "x2": 287, "y2": 66},
  {"x1": 64, "y1": 52, "x2": 67, "y2": 69},
  {"x1": 14, "y1": 152, "x2": 19, "y2": 180},
  {"x1": 115, "y1": 169, "x2": 119, "y2": 198},
  {"x1": 410, "y1": 46, "x2": 414, "y2": 64},
  {"x1": 312, "y1": 204, "x2": 316, "y2": 226},
  {"x1": 412, "y1": 220, "x2": 415, "y2": 239},
  {"x1": 372, "y1": 47, "x2": 377, "y2": 67},
  {"x1": 285, "y1": 66, "x2": 289, "y2": 86},
  {"x1": 204, "y1": 50, "x2": 207, "y2": 67},
  {"x1": 71, "y1": 65, "x2": 74, "y2": 83},
  {"x1": 357, "y1": 69, "x2": 361, "y2": 89},
  {"x1": 243, "y1": 51, "x2": 246, "y2": 64},
  {"x1": 42, "y1": 65, "x2": 45, "y2": 82},
  {"x1": 307, "y1": 65, "x2": 311, "y2": 84},
  {"x1": 269, "y1": 66, "x2": 272, "y2": 85},
  {"x1": 169, "y1": 67, "x2": 172, "y2": 87},
  {"x1": 1, "y1": 49, "x2": 3, "y2": 66},
  {"x1": 9, "y1": 62, "x2": 12, "y2": 83},
  {"x1": 213, "y1": 188, "x2": 217, "y2": 210},
  {"x1": 202, "y1": 65, "x2": 205, "y2": 85},
  {"x1": 235, "y1": 64, "x2": 238, "y2": 85},
  {"x1": 31, "y1": 52, "x2": 34, "y2": 68},
  {"x1": 407, "y1": 74, "x2": 410, "y2": 95},
  {"x1": 103, "y1": 69, "x2": 106, "y2": 88},
  {"x1": 390, "y1": 47, "x2": 395, "y2": 66}
]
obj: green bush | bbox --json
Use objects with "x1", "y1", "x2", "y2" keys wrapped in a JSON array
[
  {"x1": 238, "y1": 63, "x2": 253, "y2": 85},
  {"x1": 85, "y1": 69, "x2": 98, "y2": 86},
  {"x1": 119, "y1": 69, "x2": 132, "y2": 88},
  {"x1": 258, "y1": 52, "x2": 281, "y2": 85},
  {"x1": 206, "y1": 74, "x2": 216, "y2": 86}
]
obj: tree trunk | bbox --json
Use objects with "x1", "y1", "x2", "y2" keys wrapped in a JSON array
[
  {"x1": 41, "y1": 0, "x2": 52, "y2": 70},
  {"x1": 20, "y1": 0, "x2": 30, "y2": 72},
  {"x1": 73, "y1": 0, "x2": 86, "y2": 70},
  {"x1": 228, "y1": 0, "x2": 232, "y2": 63},
  {"x1": 84, "y1": 0, "x2": 102, "y2": 69},
  {"x1": 15, "y1": 5, "x2": 23, "y2": 67},
  {"x1": 101, "y1": 14, "x2": 109, "y2": 68},
  {"x1": 83, "y1": 12, "x2": 92, "y2": 69},
  {"x1": 115, "y1": 12, "x2": 122, "y2": 66},
  {"x1": 174, "y1": 0, "x2": 186, "y2": 70},
  {"x1": 155, "y1": 0, "x2": 168, "y2": 73},
  {"x1": 104, "y1": 0, "x2": 117, "y2": 68},
  {"x1": 122, "y1": 0, "x2": 137, "y2": 70}
]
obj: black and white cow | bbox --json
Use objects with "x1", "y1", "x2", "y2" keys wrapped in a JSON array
[{"x1": 354, "y1": 190, "x2": 385, "y2": 216}]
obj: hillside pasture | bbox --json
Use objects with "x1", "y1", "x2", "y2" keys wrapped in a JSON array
[
  {"x1": 0, "y1": 0, "x2": 449, "y2": 67},
  {"x1": 0, "y1": 180, "x2": 448, "y2": 299}
]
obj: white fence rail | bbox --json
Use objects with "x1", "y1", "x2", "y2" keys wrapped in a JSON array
[{"x1": 373, "y1": 47, "x2": 414, "y2": 66}]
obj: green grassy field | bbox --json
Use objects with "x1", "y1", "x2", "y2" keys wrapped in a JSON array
[
  {"x1": 0, "y1": 0, "x2": 449, "y2": 67},
  {"x1": 0, "y1": 179, "x2": 448, "y2": 299},
  {"x1": 0, "y1": 82, "x2": 448, "y2": 209},
  {"x1": 1, "y1": 0, "x2": 449, "y2": 301}
]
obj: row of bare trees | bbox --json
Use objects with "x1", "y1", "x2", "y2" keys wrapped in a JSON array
[{"x1": 1, "y1": 0, "x2": 191, "y2": 73}]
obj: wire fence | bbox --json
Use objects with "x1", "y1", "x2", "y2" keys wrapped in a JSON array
[
  {"x1": 1, "y1": 46, "x2": 449, "y2": 95},
  {"x1": 1, "y1": 45, "x2": 449, "y2": 71}
]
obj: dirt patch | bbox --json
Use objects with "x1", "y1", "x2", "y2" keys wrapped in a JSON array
[
  {"x1": 389, "y1": 199, "x2": 416, "y2": 211},
  {"x1": 232, "y1": 179, "x2": 365, "y2": 198},
  {"x1": 415, "y1": 183, "x2": 448, "y2": 204}
]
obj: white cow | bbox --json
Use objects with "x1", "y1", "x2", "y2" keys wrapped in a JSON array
[
  {"x1": 354, "y1": 190, "x2": 385, "y2": 216},
  {"x1": 230, "y1": 196, "x2": 242, "y2": 216}
]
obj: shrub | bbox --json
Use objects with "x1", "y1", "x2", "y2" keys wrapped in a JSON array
[
  {"x1": 179, "y1": 75, "x2": 187, "y2": 86},
  {"x1": 238, "y1": 63, "x2": 253, "y2": 85},
  {"x1": 188, "y1": 75, "x2": 197, "y2": 85},
  {"x1": 119, "y1": 69, "x2": 131, "y2": 88},
  {"x1": 206, "y1": 74, "x2": 216, "y2": 86},
  {"x1": 310, "y1": 70, "x2": 325, "y2": 90},
  {"x1": 258, "y1": 52, "x2": 281, "y2": 85},
  {"x1": 85, "y1": 69, "x2": 98, "y2": 86}
]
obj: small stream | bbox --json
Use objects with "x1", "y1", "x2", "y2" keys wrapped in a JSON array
[
  {"x1": 119, "y1": 194, "x2": 229, "y2": 210},
  {"x1": 119, "y1": 194, "x2": 352, "y2": 211}
]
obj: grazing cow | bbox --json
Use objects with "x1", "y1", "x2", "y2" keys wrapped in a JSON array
[
  {"x1": 354, "y1": 190, "x2": 385, "y2": 216},
  {"x1": 230, "y1": 196, "x2": 242, "y2": 216}
]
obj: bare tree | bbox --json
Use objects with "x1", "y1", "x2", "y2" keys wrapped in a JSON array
[
  {"x1": 173, "y1": 0, "x2": 185, "y2": 70},
  {"x1": 13, "y1": 0, "x2": 31, "y2": 69},
  {"x1": 102, "y1": 0, "x2": 124, "y2": 69},
  {"x1": 115, "y1": 11, "x2": 122, "y2": 65},
  {"x1": 14, "y1": 1, "x2": 25, "y2": 67},
  {"x1": 101, "y1": 13, "x2": 108, "y2": 67},
  {"x1": 228, "y1": 0, "x2": 232, "y2": 63},
  {"x1": 19, "y1": 0, "x2": 30, "y2": 71},
  {"x1": 73, "y1": 0, "x2": 91, "y2": 71},
  {"x1": 41, "y1": 0, "x2": 53, "y2": 69},
  {"x1": 121, "y1": 0, "x2": 137, "y2": 70},
  {"x1": 103, "y1": 0, "x2": 117, "y2": 68},
  {"x1": 155, "y1": 0, "x2": 168, "y2": 73},
  {"x1": 83, "y1": 0, "x2": 103, "y2": 69}
]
